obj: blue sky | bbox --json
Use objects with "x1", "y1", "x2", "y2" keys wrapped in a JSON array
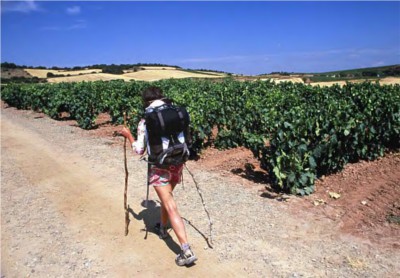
[{"x1": 2, "y1": 1, "x2": 400, "y2": 75}]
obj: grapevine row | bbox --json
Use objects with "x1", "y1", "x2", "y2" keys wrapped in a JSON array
[{"x1": 2, "y1": 79, "x2": 399, "y2": 194}]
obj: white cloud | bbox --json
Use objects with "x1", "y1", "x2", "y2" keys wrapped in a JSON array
[
  {"x1": 41, "y1": 20, "x2": 87, "y2": 31},
  {"x1": 1, "y1": 0, "x2": 41, "y2": 13},
  {"x1": 66, "y1": 6, "x2": 81, "y2": 15},
  {"x1": 372, "y1": 61, "x2": 386, "y2": 67},
  {"x1": 67, "y1": 20, "x2": 87, "y2": 30}
]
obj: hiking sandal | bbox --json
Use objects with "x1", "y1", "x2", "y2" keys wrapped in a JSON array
[{"x1": 175, "y1": 247, "x2": 198, "y2": 266}]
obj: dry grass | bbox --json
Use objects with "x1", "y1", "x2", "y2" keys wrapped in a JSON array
[
  {"x1": 311, "y1": 79, "x2": 370, "y2": 87},
  {"x1": 379, "y1": 77, "x2": 400, "y2": 85},
  {"x1": 260, "y1": 77, "x2": 304, "y2": 84},
  {"x1": 122, "y1": 66, "x2": 178, "y2": 73},
  {"x1": 24, "y1": 69, "x2": 59, "y2": 78},
  {"x1": 310, "y1": 80, "x2": 348, "y2": 87},
  {"x1": 311, "y1": 77, "x2": 400, "y2": 87},
  {"x1": 24, "y1": 67, "x2": 400, "y2": 85},
  {"x1": 1, "y1": 68, "x2": 32, "y2": 78},
  {"x1": 47, "y1": 73, "x2": 133, "y2": 83},
  {"x1": 25, "y1": 69, "x2": 102, "y2": 78},
  {"x1": 39, "y1": 67, "x2": 225, "y2": 83},
  {"x1": 122, "y1": 69, "x2": 224, "y2": 81},
  {"x1": 194, "y1": 71, "x2": 227, "y2": 76},
  {"x1": 346, "y1": 256, "x2": 367, "y2": 270},
  {"x1": 141, "y1": 66, "x2": 178, "y2": 70},
  {"x1": 273, "y1": 77, "x2": 304, "y2": 84}
]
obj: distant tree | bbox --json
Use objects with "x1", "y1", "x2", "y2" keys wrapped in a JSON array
[
  {"x1": 270, "y1": 71, "x2": 291, "y2": 76},
  {"x1": 1, "y1": 62, "x2": 18, "y2": 69},
  {"x1": 383, "y1": 66, "x2": 400, "y2": 76},
  {"x1": 102, "y1": 66, "x2": 124, "y2": 75},
  {"x1": 1, "y1": 76, "x2": 46, "y2": 84},
  {"x1": 47, "y1": 72, "x2": 65, "y2": 78},
  {"x1": 362, "y1": 71, "x2": 378, "y2": 77}
]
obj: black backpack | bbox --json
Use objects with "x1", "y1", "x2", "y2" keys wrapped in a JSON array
[{"x1": 145, "y1": 103, "x2": 191, "y2": 167}]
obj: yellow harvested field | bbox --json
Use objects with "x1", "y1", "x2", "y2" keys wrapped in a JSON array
[
  {"x1": 310, "y1": 81, "x2": 348, "y2": 87},
  {"x1": 47, "y1": 73, "x2": 133, "y2": 83},
  {"x1": 25, "y1": 69, "x2": 102, "y2": 78},
  {"x1": 123, "y1": 67, "x2": 179, "y2": 73},
  {"x1": 311, "y1": 77, "x2": 400, "y2": 87},
  {"x1": 273, "y1": 77, "x2": 304, "y2": 84},
  {"x1": 260, "y1": 77, "x2": 304, "y2": 83},
  {"x1": 24, "y1": 67, "x2": 400, "y2": 85},
  {"x1": 141, "y1": 66, "x2": 179, "y2": 70},
  {"x1": 379, "y1": 77, "x2": 400, "y2": 85},
  {"x1": 122, "y1": 69, "x2": 224, "y2": 81},
  {"x1": 37, "y1": 68, "x2": 225, "y2": 83},
  {"x1": 199, "y1": 71, "x2": 227, "y2": 76},
  {"x1": 25, "y1": 69, "x2": 59, "y2": 78}
]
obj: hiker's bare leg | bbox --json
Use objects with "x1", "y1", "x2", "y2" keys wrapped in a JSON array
[
  {"x1": 160, "y1": 203, "x2": 168, "y2": 227},
  {"x1": 159, "y1": 182, "x2": 178, "y2": 226},
  {"x1": 154, "y1": 184, "x2": 188, "y2": 245}
]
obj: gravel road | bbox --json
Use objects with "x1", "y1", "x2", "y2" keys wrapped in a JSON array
[{"x1": 1, "y1": 105, "x2": 399, "y2": 277}]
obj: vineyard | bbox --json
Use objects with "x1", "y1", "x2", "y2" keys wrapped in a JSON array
[{"x1": 2, "y1": 79, "x2": 399, "y2": 195}]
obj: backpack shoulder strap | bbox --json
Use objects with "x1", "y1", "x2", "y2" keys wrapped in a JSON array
[
  {"x1": 177, "y1": 109, "x2": 185, "y2": 130},
  {"x1": 156, "y1": 110, "x2": 166, "y2": 134}
]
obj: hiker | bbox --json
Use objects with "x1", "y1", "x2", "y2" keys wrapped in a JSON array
[{"x1": 120, "y1": 86, "x2": 197, "y2": 266}]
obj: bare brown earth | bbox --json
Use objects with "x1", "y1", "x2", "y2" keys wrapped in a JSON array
[
  {"x1": 1, "y1": 105, "x2": 399, "y2": 277},
  {"x1": 195, "y1": 146, "x2": 400, "y2": 248}
]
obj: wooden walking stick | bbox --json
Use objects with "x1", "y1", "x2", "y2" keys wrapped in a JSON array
[{"x1": 123, "y1": 112, "x2": 130, "y2": 236}]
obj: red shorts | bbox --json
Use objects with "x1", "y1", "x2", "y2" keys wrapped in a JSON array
[{"x1": 149, "y1": 164, "x2": 183, "y2": 187}]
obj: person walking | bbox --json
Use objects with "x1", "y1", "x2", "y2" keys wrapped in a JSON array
[{"x1": 120, "y1": 86, "x2": 197, "y2": 266}]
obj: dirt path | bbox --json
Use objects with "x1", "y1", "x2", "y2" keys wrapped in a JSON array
[
  {"x1": 1, "y1": 106, "x2": 399, "y2": 277},
  {"x1": 1, "y1": 110, "x2": 243, "y2": 277}
]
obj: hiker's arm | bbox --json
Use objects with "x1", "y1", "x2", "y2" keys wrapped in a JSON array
[
  {"x1": 120, "y1": 120, "x2": 146, "y2": 155},
  {"x1": 134, "y1": 119, "x2": 146, "y2": 155},
  {"x1": 120, "y1": 127, "x2": 135, "y2": 145}
]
